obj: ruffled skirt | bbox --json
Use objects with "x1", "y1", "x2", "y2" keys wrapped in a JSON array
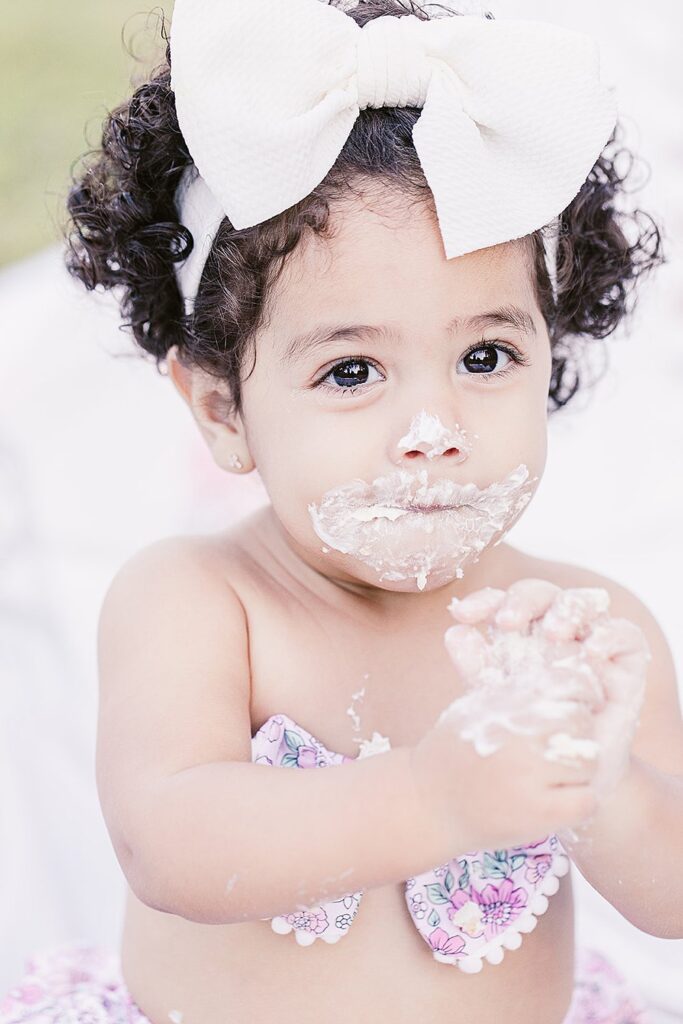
[{"x1": 0, "y1": 941, "x2": 653, "y2": 1023}]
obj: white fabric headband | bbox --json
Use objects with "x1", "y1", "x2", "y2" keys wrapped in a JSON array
[{"x1": 170, "y1": 0, "x2": 618, "y2": 314}]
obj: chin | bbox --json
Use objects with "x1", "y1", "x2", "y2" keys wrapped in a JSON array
[{"x1": 332, "y1": 554, "x2": 484, "y2": 595}]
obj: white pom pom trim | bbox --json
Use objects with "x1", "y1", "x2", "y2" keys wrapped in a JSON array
[
  {"x1": 530, "y1": 893, "x2": 549, "y2": 915},
  {"x1": 484, "y1": 945, "x2": 505, "y2": 965},
  {"x1": 271, "y1": 915, "x2": 348, "y2": 945},
  {"x1": 447, "y1": 849, "x2": 570, "y2": 972},
  {"x1": 456, "y1": 955, "x2": 484, "y2": 973},
  {"x1": 540, "y1": 874, "x2": 561, "y2": 897},
  {"x1": 501, "y1": 930, "x2": 523, "y2": 951},
  {"x1": 515, "y1": 912, "x2": 539, "y2": 934},
  {"x1": 272, "y1": 848, "x2": 572, "y2": 964}
]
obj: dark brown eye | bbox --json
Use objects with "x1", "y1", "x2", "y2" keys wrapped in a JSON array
[
  {"x1": 330, "y1": 360, "x2": 371, "y2": 386},
  {"x1": 461, "y1": 345, "x2": 512, "y2": 374},
  {"x1": 318, "y1": 359, "x2": 383, "y2": 394}
]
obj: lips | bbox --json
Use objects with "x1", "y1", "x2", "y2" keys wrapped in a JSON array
[
  {"x1": 402, "y1": 502, "x2": 464, "y2": 513},
  {"x1": 308, "y1": 463, "x2": 536, "y2": 591}
]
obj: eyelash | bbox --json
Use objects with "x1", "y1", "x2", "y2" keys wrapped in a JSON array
[{"x1": 313, "y1": 341, "x2": 531, "y2": 397}]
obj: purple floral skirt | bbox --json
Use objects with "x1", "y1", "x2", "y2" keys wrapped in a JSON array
[{"x1": 0, "y1": 941, "x2": 652, "y2": 1023}]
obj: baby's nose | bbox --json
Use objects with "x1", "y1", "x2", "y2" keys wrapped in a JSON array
[
  {"x1": 400, "y1": 442, "x2": 467, "y2": 461},
  {"x1": 395, "y1": 409, "x2": 472, "y2": 464}
]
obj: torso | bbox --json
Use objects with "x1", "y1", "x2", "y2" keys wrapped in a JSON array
[{"x1": 120, "y1": 506, "x2": 579, "y2": 1024}]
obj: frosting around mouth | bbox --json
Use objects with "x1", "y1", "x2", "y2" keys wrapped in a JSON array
[{"x1": 308, "y1": 464, "x2": 538, "y2": 591}]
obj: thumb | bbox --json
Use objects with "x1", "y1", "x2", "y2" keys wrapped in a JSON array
[{"x1": 444, "y1": 623, "x2": 493, "y2": 682}]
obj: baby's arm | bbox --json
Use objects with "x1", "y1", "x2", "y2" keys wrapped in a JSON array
[{"x1": 96, "y1": 538, "x2": 452, "y2": 927}]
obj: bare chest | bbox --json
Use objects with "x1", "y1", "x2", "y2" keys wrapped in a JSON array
[
  {"x1": 121, "y1": 537, "x2": 579, "y2": 1024},
  {"x1": 248, "y1": 601, "x2": 466, "y2": 757},
  {"x1": 243, "y1": 546, "x2": 549, "y2": 755}
]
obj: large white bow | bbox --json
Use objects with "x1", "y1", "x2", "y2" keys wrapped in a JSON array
[{"x1": 170, "y1": 0, "x2": 617, "y2": 300}]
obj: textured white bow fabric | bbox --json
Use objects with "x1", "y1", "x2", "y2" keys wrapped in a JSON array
[{"x1": 170, "y1": 0, "x2": 617, "y2": 309}]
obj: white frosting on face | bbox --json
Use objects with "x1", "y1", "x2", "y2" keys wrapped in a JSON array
[
  {"x1": 308, "y1": 464, "x2": 537, "y2": 591},
  {"x1": 396, "y1": 409, "x2": 474, "y2": 462}
]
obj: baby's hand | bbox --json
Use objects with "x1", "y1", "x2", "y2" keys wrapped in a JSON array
[
  {"x1": 446, "y1": 580, "x2": 651, "y2": 798},
  {"x1": 576, "y1": 615, "x2": 651, "y2": 797},
  {"x1": 448, "y1": 578, "x2": 608, "y2": 645}
]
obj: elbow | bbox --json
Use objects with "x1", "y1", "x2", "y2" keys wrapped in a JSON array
[
  {"x1": 116, "y1": 845, "x2": 176, "y2": 917},
  {"x1": 128, "y1": 865, "x2": 178, "y2": 918},
  {"x1": 619, "y1": 904, "x2": 683, "y2": 940},
  {"x1": 109, "y1": 831, "x2": 187, "y2": 919},
  {"x1": 632, "y1": 917, "x2": 683, "y2": 941},
  {"x1": 127, "y1": 843, "x2": 244, "y2": 925},
  {"x1": 126, "y1": 851, "x2": 198, "y2": 921}
]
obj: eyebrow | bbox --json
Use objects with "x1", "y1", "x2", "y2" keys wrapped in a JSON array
[{"x1": 281, "y1": 303, "x2": 537, "y2": 364}]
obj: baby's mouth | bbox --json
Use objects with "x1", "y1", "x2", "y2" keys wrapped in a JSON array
[
  {"x1": 307, "y1": 464, "x2": 536, "y2": 590},
  {"x1": 366, "y1": 468, "x2": 489, "y2": 513},
  {"x1": 347, "y1": 500, "x2": 471, "y2": 523},
  {"x1": 401, "y1": 502, "x2": 470, "y2": 513}
]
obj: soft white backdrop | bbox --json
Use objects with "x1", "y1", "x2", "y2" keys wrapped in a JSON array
[{"x1": 1, "y1": 0, "x2": 681, "y2": 1018}]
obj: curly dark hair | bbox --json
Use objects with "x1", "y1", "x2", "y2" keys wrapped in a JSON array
[{"x1": 64, "y1": 0, "x2": 666, "y2": 418}]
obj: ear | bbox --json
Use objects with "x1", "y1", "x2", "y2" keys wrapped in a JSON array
[{"x1": 165, "y1": 345, "x2": 254, "y2": 473}]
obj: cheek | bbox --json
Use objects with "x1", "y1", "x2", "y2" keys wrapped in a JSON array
[
  {"x1": 514, "y1": 407, "x2": 548, "y2": 477},
  {"x1": 246, "y1": 413, "x2": 366, "y2": 525},
  {"x1": 240, "y1": 370, "x2": 373, "y2": 527},
  {"x1": 511, "y1": 358, "x2": 551, "y2": 456},
  {"x1": 471, "y1": 384, "x2": 548, "y2": 475}
]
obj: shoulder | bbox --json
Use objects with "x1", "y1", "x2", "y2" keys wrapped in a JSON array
[
  {"x1": 98, "y1": 531, "x2": 251, "y2": 674},
  {"x1": 102, "y1": 508, "x2": 269, "y2": 607},
  {"x1": 511, "y1": 549, "x2": 683, "y2": 776}
]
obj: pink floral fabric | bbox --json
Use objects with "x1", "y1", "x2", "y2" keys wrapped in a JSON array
[
  {"x1": 0, "y1": 943, "x2": 148, "y2": 1024},
  {"x1": 254, "y1": 712, "x2": 571, "y2": 971},
  {"x1": 0, "y1": 942, "x2": 652, "y2": 1023}
]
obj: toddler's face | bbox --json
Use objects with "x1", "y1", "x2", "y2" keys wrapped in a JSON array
[{"x1": 195, "y1": 190, "x2": 552, "y2": 597}]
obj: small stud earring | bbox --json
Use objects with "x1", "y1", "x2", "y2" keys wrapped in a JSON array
[{"x1": 229, "y1": 454, "x2": 244, "y2": 471}]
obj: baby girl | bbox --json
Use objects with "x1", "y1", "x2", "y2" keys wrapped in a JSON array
[{"x1": 2, "y1": 2, "x2": 681, "y2": 1023}]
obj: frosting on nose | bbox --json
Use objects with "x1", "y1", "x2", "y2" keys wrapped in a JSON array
[
  {"x1": 397, "y1": 409, "x2": 473, "y2": 461},
  {"x1": 356, "y1": 16, "x2": 432, "y2": 109}
]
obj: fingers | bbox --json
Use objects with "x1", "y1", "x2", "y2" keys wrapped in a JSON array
[
  {"x1": 448, "y1": 582, "x2": 612, "y2": 648},
  {"x1": 540, "y1": 587, "x2": 611, "y2": 642},
  {"x1": 583, "y1": 617, "x2": 651, "y2": 663},
  {"x1": 526, "y1": 694, "x2": 595, "y2": 729},
  {"x1": 542, "y1": 732, "x2": 601, "y2": 771},
  {"x1": 447, "y1": 587, "x2": 506, "y2": 625},
  {"x1": 493, "y1": 579, "x2": 561, "y2": 633},
  {"x1": 547, "y1": 650, "x2": 607, "y2": 711},
  {"x1": 534, "y1": 704, "x2": 600, "y2": 785},
  {"x1": 444, "y1": 623, "x2": 493, "y2": 679},
  {"x1": 512, "y1": 708, "x2": 598, "y2": 789},
  {"x1": 583, "y1": 618, "x2": 650, "y2": 707}
]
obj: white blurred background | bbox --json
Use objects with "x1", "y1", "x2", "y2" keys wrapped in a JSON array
[{"x1": 0, "y1": 0, "x2": 681, "y2": 1018}]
